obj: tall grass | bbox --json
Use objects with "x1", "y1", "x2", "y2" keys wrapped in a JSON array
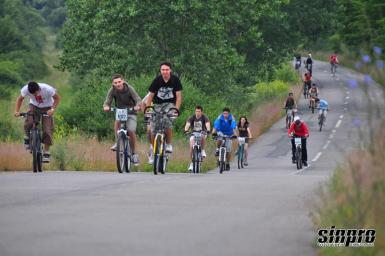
[{"x1": 312, "y1": 125, "x2": 385, "y2": 255}]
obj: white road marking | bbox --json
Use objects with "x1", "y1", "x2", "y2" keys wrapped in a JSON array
[
  {"x1": 323, "y1": 140, "x2": 331, "y2": 150},
  {"x1": 339, "y1": 115, "x2": 344, "y2": 119},
  {"x1": 335, "y1": 120, "x2": 342, "y2": 128},
  {"x1": 344, "y1": 101, "x2": 349, "y2": 105},
  {"x1": 312, "y1": 152, "x2": 322, "y2": 162},
  {"x1": 329, "y1": 134, "x2": 334, "y2": 139},
  {"x1": 345, "y1": 96, "x2": 350, "y2": 99},
  {"x1": 346, "y1": 91, "x2": 350, "y2": 94},
  {"x1": 332, "y1": 129, "x2": 337, "y2": 133}
]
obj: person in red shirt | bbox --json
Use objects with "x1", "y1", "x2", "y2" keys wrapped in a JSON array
[
  {"x1": 330, "y1": 53, "x2": 339, "y2": 74},
  {"x1": 303, "y1": 72, "x2": 312, "y2": 97},
  {"x1": 287, "y1": 116, "x2": 309, "y2": 166}
]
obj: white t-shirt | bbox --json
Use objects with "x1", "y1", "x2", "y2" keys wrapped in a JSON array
[{"x1": 21, "y1": 83, "x2": 56, "y2": 108}]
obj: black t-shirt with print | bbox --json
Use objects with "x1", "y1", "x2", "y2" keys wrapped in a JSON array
[
  {"x1": 188, "y1": 115, "x2": 210, "y2": 132},
  {"x1": 149, "y1": 74, "x2": 183, "y2": 104},
  {"x1": 238, "y1": 123, "x2": 249, "y2": 137}
]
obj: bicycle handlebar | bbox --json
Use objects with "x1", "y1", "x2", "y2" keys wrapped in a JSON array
[
  {"x1": 19, "y1": 112, "x2": 49, "y2": 117},
  {"x1": 109, "y1": 107, "x2": 136, "y2": 114}
]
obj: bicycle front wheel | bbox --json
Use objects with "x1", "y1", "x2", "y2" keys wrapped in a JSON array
[
  {"x1": 296, "y1": 146, "x2": 302, "y2": 170},
  {"x1": 116, "y1": 132, "x2": 128, "y2": 173},
  {"x1": 192, "y1": 146, "x2": 201, "y2": 173},
  {"x1": 237, "y1": 145, "x2": 244, "y2": 169},
  {"x1": 153, "y1": 135, "x2": 162, "y2": 175},
  {"x1": 319, "y1": 115, "x2": 324, "y2": 131},
  {"x1": 219, "y1": 147, "x2": 226, "y2": 174}
]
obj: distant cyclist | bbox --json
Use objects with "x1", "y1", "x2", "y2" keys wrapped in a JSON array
[
  {"x1": 303, "y1": 72, "x2": 312, "y2": 96},
  {"x1": 283, "y1": 92, "x2": 297, "y2": 113},
  {"x1": 14, "y1": 81, "x2": 61, "y2": 163},
  {"x1": 330, "y1": 53, "x2": 339, "y2": 73},
  {"x1": 184, "y1": 105, "x2": 211, "y2": 172},
  {"x1": 287, "y1": 116, "x2": 309, "y2": 166},
  {"x1": 294, "y1": 54, "x2": 301, "y2": 69},
  {"x1": 212, "y1": 107, "x2": 237, "y2": 171},
  {"x1": 236, "y1": 116, "x2": 252, "y2": 166},
  {"x1": 305, "y1": 53, "x2": 313, "y2": 74},
  {"x1": 315, "y1": 98, "x2": 329, "y2": 122},
  {"x1": 103, "y1": 73, "x2": 143, "y2": 165},
  {"x1": 309, "y1": 83, "x2": 319, "y2": 108}
]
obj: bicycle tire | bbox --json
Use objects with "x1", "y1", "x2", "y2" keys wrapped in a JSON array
[
  {"x1": 153, "y1": 134, "x2": 162, "y2": 175},
  {"x1": 319, "y1": 115, "x2": 324, "y2": 131},
  {"x1": 36, "y1": 131, "x2": 42, "y2": 172},
  {"x1": 30, "y1": 129, "x2": 38, "y2": 173},
  {"x1": 192, "y1": 146, "x2": 200, "y2": 173},
  {"x1": 161, "y1": 154, "x2": 167, "y2": 174},
  {"x1": 296, "y1": 146, "x2": 302, "y2": 170},
  {"x1": 237, "y1": 145, "x2": 244, "y2": 169},
  {"x1": 219, "y1": 147, "x2": 226, "y2": 174},
  {"x1": 116, "y1": 132, "x2": 127, "y2": 173}
]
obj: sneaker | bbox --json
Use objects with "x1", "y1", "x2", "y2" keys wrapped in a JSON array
[
  {"x1": 292, "y1": 159, "x2": 296, "y2": 164},
  {"x1": 148, "y1": 146, "x2": 154, "y2": 164},
  {"x1": 24, "y1": 137, "x2": 30, "y2": 150},
  {"x1": 303, "y1": 161, "x2": 308, "y2": 167},
  {"x1": 132, "y1": 154, "x2": 140, "y2": 166},
  {"x1": 225, "y1": 163, "x2": 230, "y2": 171},
  {"x1": 110, "y1": 143, "x2": 117, "y2": 151},
  {"x1": 42, "y1": 152, "x2": 50, "y2": 163},
  {"x1": 215, "y1": 148, "x2": 219, "y2": 156},
  {"x1": 148, "y1": 155, "x2": 154, "y2": 165},
  {"x1": 188, "y1": 162, "x2": 193, "y2": 172},
  {"x1": 165, "y1": 144, "x2": 173, "y2": 153},
  {"x1": 201, "y1": 150, "x2": 207, "y2": 158},
  {"x1": 243, "y1": 161, "x2": 248, "y2": 166}
]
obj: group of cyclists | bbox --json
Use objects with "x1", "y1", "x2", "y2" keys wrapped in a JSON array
[
  {"x1": 14, "y1": 62, "x2": 252, "y2": 172},
  {"x1": 15, "y1": 54, "x2": 337, "y2": 171},
  {"x1": 284, "y1": 53, "x2": 335, "y2": 166}
]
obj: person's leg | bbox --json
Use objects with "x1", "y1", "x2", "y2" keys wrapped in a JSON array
[
  {"x1": 302, "y1": 138, "x2": 307, "y2": 163},
  {"x1": 291, "y1": 138, "x2": 296, "y2": 162}
]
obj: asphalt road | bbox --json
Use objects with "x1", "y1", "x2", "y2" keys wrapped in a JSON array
[{"x1": 0, "y1": 61, "x2": 383, "y2": 256}]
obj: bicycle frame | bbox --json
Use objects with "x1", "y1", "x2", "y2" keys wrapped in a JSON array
[
  {"x1": 145, "y1": 105, "x2": 179, "y2": 175},
  {"x1": 191, "y1": 131, "x2": 204, "y2": 173},
  {"x1": 216, "y1": 134, "x2": 233, "y2": 173}
]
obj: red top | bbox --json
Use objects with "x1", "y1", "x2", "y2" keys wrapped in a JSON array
[
  {"x1": 304, "y1": 73, "x2": 312, "y2": 82},
  {"x1": 288, "y1": 121, "x2": 309, "y2": 137},
  {"x1": 330, "y1": 55, "x2": 339, "y2": 64}
]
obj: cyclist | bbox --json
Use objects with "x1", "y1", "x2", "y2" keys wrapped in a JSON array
[
  {"x1": 287, "y1": 116, "x2": 309, "y2": 166},
  {"x1": 236, "y1": 116, "x2": 252, "y2": 166},
  {"x1": 309, "y1": 83, "x2": 319, "y2": 109},
  {"x1": 14, "y1": 81, "x2": 61, "y2": 162},
  {"x1": 184, "y1": 105, "x2": 211, "y2": 172},
  {"x1": 305, "y1": 53, "x2": 313, "y2": 74},
  {"x1": 315, "y1": 98, "x2": 329, "y2": 123},
  {"x1": 145, "y1": 62, "x2": 182, "y2": 154},
  {"x1": 303, "y1": 72, "x2": 312, "y2": 96},
  {"x1": 212, "y1": 107, "x2": 237, "y2": 171},
  {"x1": 283, "y1": 92, "x2": 297, "y2": 117},
  {"x1": 103, "y1": 73, "x2": 143, "y2": 165},
  {"x1": 294, "y1": 54, "x2": 301, "y2": 69},
  {"x1": 330, "y1": 53, "x2": 339, "y2": 73}
]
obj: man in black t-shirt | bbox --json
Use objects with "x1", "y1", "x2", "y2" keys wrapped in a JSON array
[
  {"x1": 184, "y1": 106, "x2": 211, "y2": 171},
  {"x1": 145, "y1": 62, "x2": 183, "y2": 153}
]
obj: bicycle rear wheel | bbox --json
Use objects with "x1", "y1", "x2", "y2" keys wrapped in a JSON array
[
  {"x1": 125, "y1": 137, "x2": 132, "y2": 173},
  {"x1": 116, "y1": 132, "x2": 127, "y2": 173},
  {"x1": 219, "y1": 147, "x2": 226, "y2": 174},
  {"x1": 319, "y1": 115, "x2": 324, "y2": 131}
]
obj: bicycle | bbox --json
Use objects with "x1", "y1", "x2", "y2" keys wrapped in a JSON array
[
  {"x1": 144, "y1": 105, "x2": 179, "y2": 175},
  {"x1": 214, "y1": 133, "x2": 236, "y2": 174},
  {"x1": 187, "y1": 131, "x2": 207, "y2": 173},
  {"x1": 237, "y1": 137, "x2": 247, "y2": 169},
  {"x1": 292, "y1": 136, "x2": 305, "y2": 170},
  {"x1": 109, "y1": 107, "x2": 135, "y2": 173},
  {"x1": 284, "y1": 108, "x2": 296, "y2": 129},
  {"x1": 331, "y1": 63, "x2": 337, "y2": 77},
  {"x1": 309, "y1": 96, "x2": 317, "y2": 114},
  {"x1": 19, "y1": 112, "x2": 49, "y2": 172},
  {"x1": 317, "y1": 108, "x2": 328, "y2": 132}
]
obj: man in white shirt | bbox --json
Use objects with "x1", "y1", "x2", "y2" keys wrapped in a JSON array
[{"x1": 14, "y1": 81, "x2": 61, "y2": 162}]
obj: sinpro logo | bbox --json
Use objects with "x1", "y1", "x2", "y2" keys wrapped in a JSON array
[{"x1": 317, "y1": 226, "x2": 376, "y2": 247}]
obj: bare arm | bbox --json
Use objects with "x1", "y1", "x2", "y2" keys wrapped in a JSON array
[
  {"x1": 145, "y1": 92, "x2": 155, "y2": 109},
  {"x1": 103, "y1": 88, "x2": 114, "y2": 111},
  {"x1": 14, "y1": 95, "x2": 24, "y2": 116},
  {"x1": 175, "y1": 91, "x2": 182, "y2": 110},
  {"x1": 184, "y1": 122, "x2": 191, "y2": 132},
  {"x1": 47, "y1": 93, "x2": 61, "y2": 116},
  {"x1": 247, "y1": 127, "x2": 252, "y2": 138}
]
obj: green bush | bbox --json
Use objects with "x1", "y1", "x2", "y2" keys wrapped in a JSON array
[{"x1": 274, "y1": 63, "x2": 300, "y2": 83}]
